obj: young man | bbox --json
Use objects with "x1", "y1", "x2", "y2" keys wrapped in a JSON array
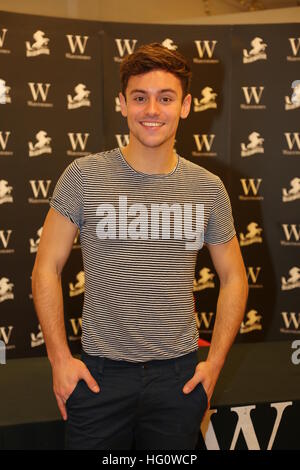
[{"x1": 32, "y1": 43, "x2": 248, "y2": 450}]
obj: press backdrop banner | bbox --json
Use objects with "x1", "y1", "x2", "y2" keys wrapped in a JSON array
[
  {"x1": 0, "y1": 11, "x2": 103, "y2": 358},
  {"x1": 0, "y1": 11, "x2": 299, "y2": 358}
]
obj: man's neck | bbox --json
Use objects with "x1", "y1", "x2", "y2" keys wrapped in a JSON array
[{"x1": 120, "y1": 140, "x2": 178, "y2": 176}]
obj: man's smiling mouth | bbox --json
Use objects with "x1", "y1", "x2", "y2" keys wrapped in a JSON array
[{"x1": 140, "y1": 121, "x2": 164, "y2": 127}]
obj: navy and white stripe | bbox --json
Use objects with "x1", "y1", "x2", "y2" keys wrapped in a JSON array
[{"x1": 50, "y1": 148, "x2": 235, "y2": 362}]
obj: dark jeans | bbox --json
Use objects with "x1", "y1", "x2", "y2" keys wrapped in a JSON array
[{"x1": 65, "y1": 349, "x2": 207, "y2": 450}]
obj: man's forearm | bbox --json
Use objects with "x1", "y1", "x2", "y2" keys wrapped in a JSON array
[
  {"x1": 206, "y1": 276, "x2": 248, "y2": 372},
  {"x1": 32, "y1": 268, "x2": 72, "y2": 366}
]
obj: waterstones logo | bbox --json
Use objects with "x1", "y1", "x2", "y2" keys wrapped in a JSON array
[
  {"x1": 31, "y1": 325, "x2": 44, "y2": 348},
  {"x1": 65, "y1": 35, "x2": 91, "y2": 60},
  {"x1": 67, "y1": 132, "x2": 90, "y2": 156},
  {"x1": 28, "y1": 180, "x2": 51, "y2": 204},
  {"x1": 240, "y1": 309, "x2": 262, "y2": 334},
  {"x1": 243, "y1": 37, "x2": 267, "y2": 64},
  {"x1": 192, "y1": 134, "x2": 216, "y2": 157},
  {"x1": 114, "y1": 39, "x2": 138, "y2": 62},
  {"x1": 95, "y1": 196, "x2": 205, "y2": 250},
  {"x1": 281, "y1": 224, "x2": 300, "y2": 246},
  {"x1": 0, "y1": 131, "x2": 13, "y2": 156},
  {"x1": 28, "y1": 130, "x2": 52, "y2": 157},
  {"x1": 241, "y1": 132, "x2": 264, "y2": 157},
  {"x1": 193, "y1": 268, "x2": 215, "y2": 292},
  {"x1": 239, "y1": 222, "x2": 263, "y2": 246},
  {"x1": 282, "y1": 177, "x2": 300, "y2": 202},
  {"x1": 200, "y1": 402, "x2": 293, "y2": 450},
  {"x1": 0, "y1": 326, "x2": 15, "y2": 351},
  {"x1": 29, "y1": 227, "x2": 43, "y2": 253},
  {"x1": 115, "y1": 134, "x2": 129, "y2": 148},
  {"x1": 67, "y1": 84, "x2": 91, "y2": 109},
  {"x1": 195, "y1": 311, "x2": 215, "y2": 333},
  {"x1": 25, "y1": 30, "x2": 50, "y2": 57},
  {"x1": 280, "y1": 312, "x2": 300, "y2": 334},
  {"x1": 247, "y1": 267, "x2": 263, "y2": 288},
  {"x1": 239, "y1": 178, "x2": 263, "y2": 201},
  {"x1": 193, "y1": 87, "x2": 217, "y2": 112},
  {"x1": 27, "y1": 82, "x2": 53, "y2": 108},
  {"x1": 162, "y1": 38, "x2": 178, "y2": 51},
  {"x1": 287, "y1": 38, "x2": 300, "y2": 61},
  {"x1": 68, "y1": 317, "x2": 82, "y2": 341},
  {"x1": 0, "y1": 277, "x2": 14, "y2": 302},
  {"x1": 0, "y1": 180, "x2": 13, "y2": 204},
  {"x1": 0, "y1": 28, "x2": 10, "y2": 55},
  {"x1": 69, "y1": 271, "x2": 85, "y2": 297},
  {"x1": 283, "y1": 132, "x2": 300, "y2": 155},
  {"x1": 0, "y1": 78, "x2": 11, "y2": 104},
  {"x1": 0, "y1": 229, "x2": 14, "y2": 254},
  {"x1": 193, "y1": 40, "x2": 219, "y2": 64},
  {"x1": 241, "y1": 86, "x2": 265, "y2": 109},
  {"x1": 281, "y1": 267, "x2": 300, "y2": 291}
]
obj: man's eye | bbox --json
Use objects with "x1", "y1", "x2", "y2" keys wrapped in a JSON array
[
  {"x1": 161, "y1": 97, "x2": 172, "y2": 103},
  {"x1": 134, "y1": 96, "x2": 146, "y2": 102}
]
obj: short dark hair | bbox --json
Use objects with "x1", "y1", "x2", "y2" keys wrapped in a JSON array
[{"x1": 120, "y1": 43, "x2": 192, "y2": 99}]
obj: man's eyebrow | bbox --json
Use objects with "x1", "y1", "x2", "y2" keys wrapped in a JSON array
[
  {"x1": 129, "y1": 88, "x2": 178, "y2": 95},
  {"x1": 160, "y1": 89, "x2": 177, "y2": 95},
  {"x1": 129, "y1": 89, "x2": 147, "y2": 94}
]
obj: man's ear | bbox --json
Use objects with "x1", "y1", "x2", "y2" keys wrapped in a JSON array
[
  {"x1": 119, "y1": 92, "x2": 127, "y2": 117},
  {"x1": 180, "y1": 93, "x2": 192, "y2": 119}
]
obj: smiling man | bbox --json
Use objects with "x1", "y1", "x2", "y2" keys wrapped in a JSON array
[{"x1": 32, "y1": 43, "x2": 248, "y2": 450}]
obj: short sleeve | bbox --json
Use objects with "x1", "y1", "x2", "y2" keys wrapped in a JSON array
[
  {"x1": 49, "y1": 160, "x2": 83, "y2": 228},
  {"x1": 204, "y1": 177, "x2": 236, "y2": 245}
]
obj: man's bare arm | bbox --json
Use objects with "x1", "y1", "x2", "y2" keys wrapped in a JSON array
[
  {"x1": 32, "y1": 208, "x2": 77, "y2": 365},
  {"x1": 183, "y1": 236, "x2": 248, "y2": 402},
  {"x1": 32, "y1": 208, "x2": 100, "y2": 420},
  {"x1": 205, "y1": 235, "x2": 248, "y2": 371}
]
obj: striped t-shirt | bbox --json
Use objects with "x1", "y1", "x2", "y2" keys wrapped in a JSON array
[{"x1": 50, "y1": 148, "x2": 236, "y2": 362}]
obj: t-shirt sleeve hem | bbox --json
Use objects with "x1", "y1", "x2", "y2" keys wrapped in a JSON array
[
  {"x1": 204, "y1": 229, "x2": 236, "y2": 246},
  {"x1": 49, "y1": 198, "x2": 80, "y2": 228}
]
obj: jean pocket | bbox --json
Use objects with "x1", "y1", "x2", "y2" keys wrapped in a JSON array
[
  {"x1": 66, "y1": 380, "x2": 83, "y2": 406},
  {"x1": 198, "y1": 382, "x2": 208, "y2": 409}
]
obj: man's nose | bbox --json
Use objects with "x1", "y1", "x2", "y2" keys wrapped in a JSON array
[{"x1": 145, "y1": 97, "x2": 159, "y2": 115}]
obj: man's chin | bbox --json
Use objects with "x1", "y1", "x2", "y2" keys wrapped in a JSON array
[{"x1": 136, "y1": 136, "x2": 172, "y2": 149}]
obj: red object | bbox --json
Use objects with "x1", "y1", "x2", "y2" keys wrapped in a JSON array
[{"x1": 198, "y1": 338, "x2": 210, "y2": 347}]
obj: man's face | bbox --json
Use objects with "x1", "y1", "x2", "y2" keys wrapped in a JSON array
[{"x1": 119, "y1": 70, "x2": 191, "y2": 149}]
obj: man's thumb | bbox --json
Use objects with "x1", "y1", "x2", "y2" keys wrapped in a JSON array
[
  {"x1": 183, "y1": 374, "x2": 202, "y2": 394},
  {"x1": 183, "y1": 380, "x2": 195, "y2": 394},
  {"x1": 83, "y1": 370, "x2": 100, "y2": 393}
]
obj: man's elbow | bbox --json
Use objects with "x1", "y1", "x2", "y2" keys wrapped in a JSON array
[
  {"x1": 31, "y1": 256, "x2": 43, "y2": 287},
  {"x1": 221, "y1": 267, "x2": 248, "y2": 289},
  {"x1": 221, "y1": 269, "x2": 249, "y2": 307},
  {"x1": 31, "y1": 262, "x2": 44, "y2": 297},
  {"x1": 31, "y1": 259, "x2": 59, "y2": 293},
  {"x1": 236, "y1": 268, "x2": 249, "y2": 299}
]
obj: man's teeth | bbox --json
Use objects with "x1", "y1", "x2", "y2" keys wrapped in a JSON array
[{"x1": 142, "y1": 122, "x2": 163, "y2": 127}]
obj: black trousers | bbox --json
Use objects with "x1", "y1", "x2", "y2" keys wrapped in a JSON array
[{"x1": 65, "y1": 349, "x2": 207, "y2": 450}]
